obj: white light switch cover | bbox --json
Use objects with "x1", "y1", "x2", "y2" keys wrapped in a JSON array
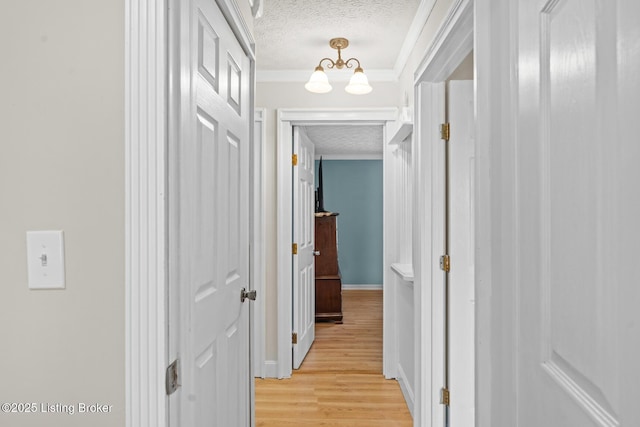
[{"x1": 26, "y1": 230, "x2": 66, "y2": 289}]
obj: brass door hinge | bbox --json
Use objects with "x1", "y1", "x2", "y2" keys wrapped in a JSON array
[
  {"x1": 166, "y1": 359, "x2": 180, "y2": 395},
  {"x1": 292, "y1": 154, "x2": 298, "y2": 166},
  {"x1": 440, "y1": 387, "x2": 450, "y2": 406},
  {"x1": 292, "y1": 332, "x2": 298, "y2": 344},
  {"x1": 440, "y1": 254, "x2": 450, "y2": 272},
  {"x1": 440, "y1": 123, "x2": 450, "y2": 141},
  {"x1": 292, "y1": 243, "x2": 298, "y2": 255}
]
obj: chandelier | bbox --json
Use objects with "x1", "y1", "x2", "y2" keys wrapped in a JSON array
[{"x1": 305, "y1": 38, "x2": 373, "y2": 95}]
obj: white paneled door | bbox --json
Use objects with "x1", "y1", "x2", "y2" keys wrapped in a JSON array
[
  {"x1": 292, "y1": 127, "x2": 316, "y2": 369},
  {"x1": 515, "y1": 0, "x2": 640, "y2": 425},
  {"x1": 170, "y1": 0, "x2": 251, "y2": 425}
]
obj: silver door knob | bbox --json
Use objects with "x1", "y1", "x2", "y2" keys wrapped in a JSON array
[
  {"x1": 241, "y1": 288, "x2": 257, "y2": 303},
  {"x1": 313, "y1": 250, "x2": 320, "y2": 256}
]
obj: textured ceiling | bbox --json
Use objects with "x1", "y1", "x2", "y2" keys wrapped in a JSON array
[
  {"x1": 256, "y1": 2, "x2": 419, "y2": 155},
  {"x1": 302, "y1": 125, "x2": 384, "y2": 156},
  {"x1": 254, "y1": 0, "x2": 421, "y2": 72}
]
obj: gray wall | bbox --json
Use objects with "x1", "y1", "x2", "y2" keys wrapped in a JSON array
[{"x1": 0, "y1": 1, "x2": 125, "y2": 425}]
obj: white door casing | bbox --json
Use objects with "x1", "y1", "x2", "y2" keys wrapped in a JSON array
[
  {"x1": 414, "y1": 82, "x2": 447, "y2": 427},
  {"x1": 170, "y1": 0, "x2": 251, "y2": 426},
  {"x1": 412, "y1": 1, "x2": 473, "y2": 425},
  {"x1": 473, "y1": 0, "x2": 516, "y2": 424},
  {"x1": 447, "y1": 80, "x2": 475, "y2": 426},
  {"x1": 509, "y1": 0, "x2": 640, "y2": 425},
  {"x1": 276, "y1": 108, "x2": 397, "y2": 379},
  {"x1": 292, "y1": 127, "x2": 316, "y2": 369},
  {"x1": 252, "y1": 109, "x2": 267, "y2": 378}
]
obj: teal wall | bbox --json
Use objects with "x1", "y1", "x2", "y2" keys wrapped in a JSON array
[{"x1": 315, "y1": 159, "x2": 383, "y2": 285}]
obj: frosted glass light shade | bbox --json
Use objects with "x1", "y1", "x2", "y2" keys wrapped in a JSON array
[
  {"x1": 305, "y1": 68, "x2": 332, "y2": 93},
  {"x1": 345, "y1": 69, "x2": 372, "y2": 95}
]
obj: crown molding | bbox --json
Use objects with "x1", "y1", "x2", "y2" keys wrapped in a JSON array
[
  {"x1": 393, "y1": 0, "x2": 437, "y2": 76},
  {"x1": 257, "y1": 69, "x2": 398, "y2": 83}
]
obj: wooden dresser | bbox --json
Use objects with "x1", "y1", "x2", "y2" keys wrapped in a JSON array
[{"x1": 314, "y1": 214, "x2": 343, "y2": 323}]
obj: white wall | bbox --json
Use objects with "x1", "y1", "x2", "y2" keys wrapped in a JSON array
[
  {"x1": 447, "y1": 50, "x2": 474, "y2": 81},
  {"x1": 0, "y1": 1, "x2": 125, "y2": 426}
]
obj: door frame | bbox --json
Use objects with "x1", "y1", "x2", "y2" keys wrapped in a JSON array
[
  {"x1": 275, "y1": 108, "x2": 396, "y2": 378},
  {"x1": 412, "y1": 0, "x2": 473, "y2": 425},
  {"x1": 472, "y1": 0, "x2": 519, "y2": 426},
  {"x1": 252, "y1": 108, "x2": 267, "y2": 378},
  {"x1": 124, "y1": 1, "x2": 256, "y2": 426}
]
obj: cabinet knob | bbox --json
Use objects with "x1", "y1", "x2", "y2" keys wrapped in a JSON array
[{"x1": 313, "y1": 250, "x2": 320, "y2": 256}]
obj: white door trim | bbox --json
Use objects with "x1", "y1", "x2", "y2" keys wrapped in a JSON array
[
  {"x1": 252, "y1": 108, "x2": 267, "y2": 378},
  {"x1": 125, "y1": 1, "x2": 168, "y2": 425},
  {"x1": 125, "y1": 1, "x2": 255, "y2": 426},
  {"x1": 473, "y1": 1, "x2": 518, "y2": 425},
  {"x1": 414, "y1": 81, "x2": 446, "y2": 427},
  {"x1": 413, "y1": 0, "x2": 474, "y2": 84},
  {"x1": 276, "y1": 108, "x2": 396, "y2": 378},
  {"x1": 412, "y1": 0, "x2": 473, "y2": 426}
]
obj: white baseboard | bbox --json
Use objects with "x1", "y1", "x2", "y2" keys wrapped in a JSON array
[
  {"x1": 342, "y1": 283, "x2": 383, "y2": 290},
  {"x1": 397, "y1": 363, "x2": 415, "y2": 418},
  {"x1": 262, "y1": 360, "x2": 278, "y2": 378}
]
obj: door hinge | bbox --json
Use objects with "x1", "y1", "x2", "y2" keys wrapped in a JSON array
[
  {"x1": 440, "y1": 254, "x2": 451, "y2": 272},
  {"x1": 292, "y1": 332, "x2": 298, "y2": 344},
  {"x1": 166, "y1": 359, "x2": 180, "y2": 396},
  {"x1": 241, "y1": 287, "x2": 257, "y2": 303},
  {"x1": 292, "y1": 243, "x2": 298, "y2": 255},
  {"x1": 292, "y1": 154, "x2": 298, "y2": 166},
  {"x1": 440, "y1": 122, "x2": 450, "y2": 141},
  {"x1": 440, "y1": 387, "x2": 450, "y2": 406}
]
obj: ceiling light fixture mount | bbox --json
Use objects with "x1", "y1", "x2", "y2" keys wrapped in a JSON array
[{"x1": 305, "y1": 37, "x2": 373, "y2": 95}]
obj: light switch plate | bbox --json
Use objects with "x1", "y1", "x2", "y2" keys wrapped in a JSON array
[{"x1": 26, "y1": 230, "x2": 66, "y2": 289}]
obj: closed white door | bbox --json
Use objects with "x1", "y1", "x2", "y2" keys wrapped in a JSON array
[
  {"x1": 292, "y1": 127, "x2": 316, "y2": 369},
  {"x1": 170, "y1": 0, "x2": 251, "y2": 425},
  {"x1": 448, "y1": 80, "x2": 475, "y2": 426},
  {"x1": 515, "y1": 0, "x2": 640, "y2": 425}
]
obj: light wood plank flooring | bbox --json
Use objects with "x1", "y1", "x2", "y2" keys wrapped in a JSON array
[{"x1": 255, "y1": 289, "x2": 412, "y2": 426}]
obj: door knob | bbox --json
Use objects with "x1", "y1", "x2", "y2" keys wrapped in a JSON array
[
  {"x1": 313, "y1": 250, "x2": 320, "y2": 256},
  {"x1": 241, "y1": 288, "x2": 257, "y2": 303}
]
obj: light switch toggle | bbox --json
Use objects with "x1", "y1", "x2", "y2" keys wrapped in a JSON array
[{"x1": 27, "y1": 230, "x2": 66, "y2": 289}]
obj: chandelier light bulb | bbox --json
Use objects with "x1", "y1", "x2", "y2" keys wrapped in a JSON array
[
  {"x1": 305, "y1": 66, "x2": 332, "y2": 94},
  {"x1": 345, "y1": 67, "x2": 373, "y2": 95},
  {"x1": 305, "y1": 38, "x2": 372, "y2": 95}
]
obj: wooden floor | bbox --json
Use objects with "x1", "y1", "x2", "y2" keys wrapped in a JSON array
[{"x1": 255, "y1": 289, "x2": 413, "y2": 426}]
